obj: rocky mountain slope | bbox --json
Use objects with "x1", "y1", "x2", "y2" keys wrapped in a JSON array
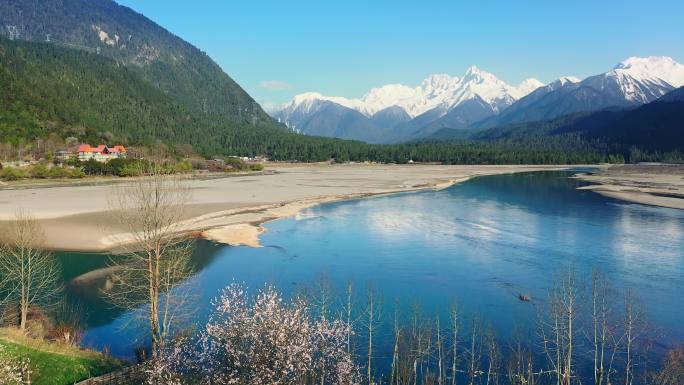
[{"x1": 273, "y1": 67, "x2": 542, "y2": 143}]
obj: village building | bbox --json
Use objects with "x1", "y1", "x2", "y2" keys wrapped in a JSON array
[
  {"x1": 55, "y1": 149, "x2": 74, "y2": 160},
  {"x1": 77, "y1": 144, "x2": 127, "y2": 162}
]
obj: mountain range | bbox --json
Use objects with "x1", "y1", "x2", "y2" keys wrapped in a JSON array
[
  {"x1": 272, "y1": 67, "x2": 543, "y2": 143},
  {"x1": 272, "y1": 57, "x2": 684, "y2": 144},
  {"x1": 430, "y1": 85, "x2": 684, "y2": 154}
]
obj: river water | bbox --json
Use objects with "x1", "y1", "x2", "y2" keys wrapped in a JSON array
[{"x1": 58, "y1": 171, "x2": 684, "y2": 369}]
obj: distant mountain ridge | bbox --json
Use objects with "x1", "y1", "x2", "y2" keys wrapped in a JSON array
[
  {"x1": 478, "y1": 56, "x2": 684, "y2": 129},
  {"x1": 272, "y1": 66, "x2": 543, "y2": 143},
  {"x1": 431, "y1": 86, "x2": 684, "y2": 154},
  {"x1": 272, "y1": 56, "x2": 684, "y2": 144}
]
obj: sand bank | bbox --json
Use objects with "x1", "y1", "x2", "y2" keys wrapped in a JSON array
[
  {"x1": 0, "y1": 164, "x2": 575, "y2": 251},
  {"x1": 575, "y1": 164, "x2": 684, "y2": 210}
]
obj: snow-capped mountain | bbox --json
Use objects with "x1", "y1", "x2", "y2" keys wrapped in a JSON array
[
  {"x1": 390, "y1": 67, "x2": 544, "y2": 141},
  {"x1": 272, "y1": 66, "x2": 542, "y2": 142},
  {"x1": 609, "y1": 56, "x2": 684, "y2": 101},
  {"x1": 272, "y1": 56, "x2": 684, "y2": 143},
  {"x1": 580, "y1": 56, "x2": 684, "y2": 104},
  {"x1": 479, "y1": 56, "x2": 684, "y2": 128}
]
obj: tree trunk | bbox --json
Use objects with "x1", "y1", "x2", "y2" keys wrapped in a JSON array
[{"x1": 19, "y1": 301, "x2": 28, "y2": 332}]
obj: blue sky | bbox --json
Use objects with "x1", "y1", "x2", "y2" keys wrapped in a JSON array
[{"x1": 117, "y1": 0, "x2": 684, "y2": 106}]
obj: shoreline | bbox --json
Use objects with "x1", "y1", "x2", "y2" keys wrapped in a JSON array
[
  {"x1": 574, "y1": 164, "x2": 684, "y2": 210},
  {"x1": 0, "y1": 164, "x2": 573, "y2": 252},
  {"x1": 2, "y1": 163, "x2": 681, "y2": 252},
  {"x1": 200, "y1": 176, "x2": 470, "y2": 248}
]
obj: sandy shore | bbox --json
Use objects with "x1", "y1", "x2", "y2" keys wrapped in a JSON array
[
  {"x1": 575, "y1": 164, "x2": 684, "y2": 210},
  {"x1": 0, "y1": 164, "x2": 577, "y2": 251}
]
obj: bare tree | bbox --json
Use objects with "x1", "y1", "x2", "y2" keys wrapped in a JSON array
[
  {"x1": 364, "y1": 287, "x2": 382, "y2": 385},
  {"x1": 507, "y1": 328, "x2": 534, "y2": 385},
  {"x1": 436, "y1": 315, "x2": 445, "y2": 385},
  {"x1": 104, "y1": 170, "x2": 195, "y2": 359},
  {"x1": 465, "y1": 316, "x2": 483, "y2": 385},
  {"x1": 484, "y1": 326, "x2": 500, "y2": 385},
  {"x1": 449, "y1": 303, "x2": 461, "y2": 385},
  {"x1": 344, "y1": 281, "x2": 355, "y2": 355},
  {"x1": 590, "y1": 269, "x2": 620, "y2": 385},
  {"x1": 540, "y1": 269, "x2": 580, "y2": 385},
  {"x1": 0, "y1": 211, "x2": 62, "y2": 332},
  {"x1": 652, "y1": 347, "x2": 684, "y2": 385},
  {"x1": 391, "y1": 300, "x2": 401, "y2": 385},
  {"x1": 622, "y1": 289, "x2": 647, "y2": 385},
  {"x1": 312, "y1": 273, "x2": 335, "y2": 321}
]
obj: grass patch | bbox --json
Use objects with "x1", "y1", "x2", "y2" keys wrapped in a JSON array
[{"x1": 0, "y1": 328, "x2": 123, "y2": 385}]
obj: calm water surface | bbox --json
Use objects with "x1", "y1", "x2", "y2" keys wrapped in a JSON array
[{"x1": 58, "y1": 171, "x2": 684, "y2": 359}]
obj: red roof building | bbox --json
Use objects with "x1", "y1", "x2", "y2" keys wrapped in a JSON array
[{"x1": 77, "y1": 144, "x2": 127, "y2": 162}]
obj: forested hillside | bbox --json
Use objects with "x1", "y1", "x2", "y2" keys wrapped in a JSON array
[
  {"x1": 0, "y1": 37, "x2": 227, "y2": 147},
  {"x1": 0, "y1": 0, "x2": 275, "y2": 129}
]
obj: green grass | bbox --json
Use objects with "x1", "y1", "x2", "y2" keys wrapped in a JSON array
[{"x1": 0, "y1": 338, "x2": 122, "y2": 385}]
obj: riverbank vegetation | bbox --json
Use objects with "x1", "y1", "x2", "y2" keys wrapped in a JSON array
[
  {"x1": 0, "y1": 212, "x2": 121, "y2": 384},
  {"x1": 0, "y1": 155, "x2": 264, "y2": 182},
  {"x1": 0, "y1": 328, "x2": 121, "y2": 385},
  {"x1": 128, "y1": 272, "x2": 681, "y2": 385}
]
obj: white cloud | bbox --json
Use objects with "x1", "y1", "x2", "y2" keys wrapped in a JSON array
[
  {"x1": 258, "y1": 80, "x2": 292, "y2": 90},
  {"x1": 259, "y1": 101, "x2": 282, "y2": 114}
]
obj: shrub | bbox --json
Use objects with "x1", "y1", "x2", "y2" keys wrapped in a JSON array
[
  {"x1": 82, "y1": 159, "x2": 104, "y2": 175},
  {"x1": 48, "y1": 167, "x2": 72, "y2": 179},
  {"x1": 653, "y1": 347, "x2": 684, "y2": 385},
  {"x1": 190, "y1": 159, "x2": 207, "y2": 170},
  {"x1": 173, "y1": 160, "x2": 193, "y2": 174},
  {"x1": 249, "y1": 163, "x2": 264, "y2": 172},
  {"x1": 70, "y1": 168, "x2": 85, "y2": 178},
  {"x1": 0, "y1": 167, "x2": 26, "y2": 181},
  {"x1": 119, "y1": 163, "x2": 142, "y2": 177},
  {"x1": 225, "y1": 157, "x2": 249, "y2": 171},
  {"x1": 29, "y1": 164, "x2": 50, "y2": 179},
  {"x1": 105, "y1": 158, "x2": 129, "y2": 176}
]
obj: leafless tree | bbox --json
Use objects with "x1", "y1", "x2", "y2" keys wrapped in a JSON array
[
  {"x1": 344, "y1": 281, "x2": 355, "y2": 355},
  {"x1": 506, "y1": 328, "x2": 534, "y2": 385},
  {"x1": 484, "y1": 326, "x2": 500, "y2": 385},
  {"x1": 652, "y1": 347, "x2": 684, "y2": 385},
  {"x1": 465, "y1": 316, "x2": 483, "y2": 385},
  {"x1": 391, "y1": 301, "x2": 402, "y2": 385},
  {"x1": 104, "y1": 169, "x2": 195, "y2": 359},
  {"x1": 540, "y1": 269, "x2": 580, "y2": 385},
  {"x1": 622, "y1": 289, "x2": 648, "y2": 385},
  {"x1": 589, "y1": 269, "x2": 622, "y2": 385},
  {"x1": 449, "y1": 303, "x2": 461, "y2": 385},
  {"x1": 0, "y1": 211, "x2": 62, "y2": 332},
  {"x1": 436, "y1": 315, "x2": 445, "y2": 385},
  {"x1": 364, "y1": 287, "x2": 383, "y2": 384},
  {"x1": 312, "y1": 273, "x2": 336, "y2": 321}
]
